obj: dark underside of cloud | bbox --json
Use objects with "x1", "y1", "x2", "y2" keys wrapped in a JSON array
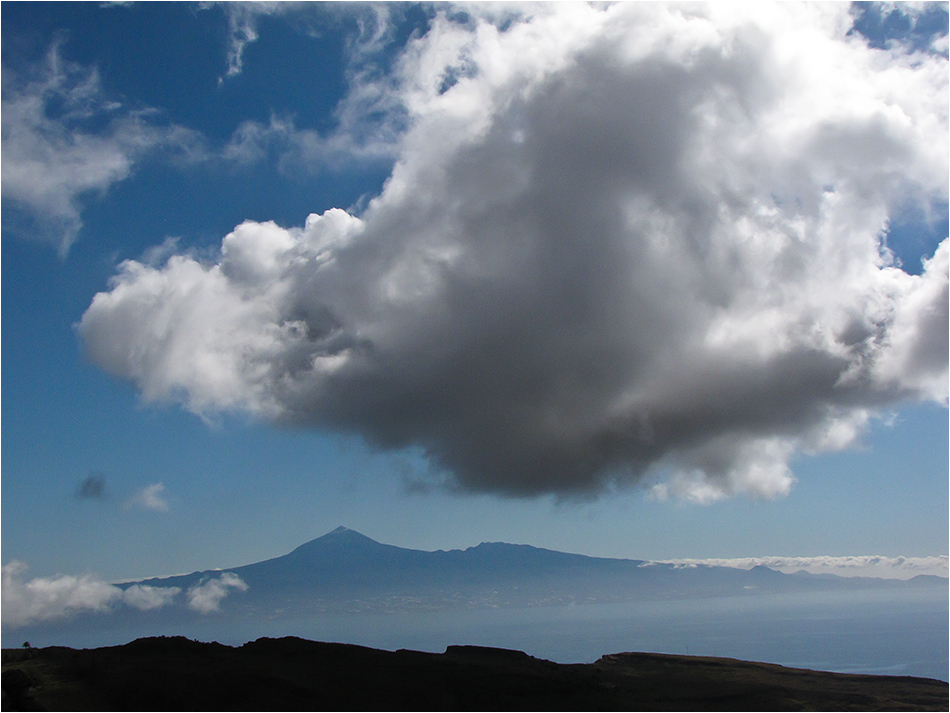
[{"x1": 77, "y1": 4, "x2": 948, "y2": 501}]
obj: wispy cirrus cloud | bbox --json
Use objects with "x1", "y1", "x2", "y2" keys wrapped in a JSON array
[
  {"x1": 215, "y1": 1, "x2": 289, "y2": 80},
  {"x1": 0, "y1": 43, "x2": 204, "y2": 255},
  {"x1": 123, "y1": 483, "x2": 170, "y2": 512},
  {"x1": 216, "y1": 4, "x2": 408, "y2": 172},
  {"x1": 2, "y1": 11, "x2": 407, "y2": 256},
  {"x1": 221, "y1": 112, "x2": 400, "y2": 177},
  {"x1": 214, "y1": 2, "x2": 399, "y2": 82}
]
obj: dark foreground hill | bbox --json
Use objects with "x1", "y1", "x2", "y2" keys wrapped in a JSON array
[{"x1": 3, "y1": 636, "x2": 947, "y2": 711}]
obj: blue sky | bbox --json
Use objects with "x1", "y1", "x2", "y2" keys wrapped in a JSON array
[{"x1": 2, "y1": 2, "x2": 947, "y2": 590}]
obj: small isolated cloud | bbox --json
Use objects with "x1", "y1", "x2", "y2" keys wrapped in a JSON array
[
  {"x1": 120, "y1": 583, "x2": 181, "y2": 611},
  {"x1": 75, "y1": 473, "x2": 107, "y2": 500},
  {"x1": 1, "y1": 561, "x2": 180, "y2": 628},
  {"x1": 124, "y1": 483, "x2": 169, "y2": 512},
  {"x1": 647, "y1": 555, "x2": 949, "y2": 580},
  {"x1": 79, "y1": 4, "x2": 948, "y2": 502},
  {"x1": 186, "y1": 573, "x2": 248, "y2": 613}
]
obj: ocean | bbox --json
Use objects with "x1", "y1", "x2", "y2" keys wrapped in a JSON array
[{"x1": 6, "y1": 586, "x2": 947, "y2": 681}]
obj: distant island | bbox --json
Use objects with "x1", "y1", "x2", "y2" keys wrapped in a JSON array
[
  {"x1": 117, "y1": 526, "x2": 946, "y2": 618},
  {"x1": 3, "y1": 635, "x2": 947, "y2": 711}
]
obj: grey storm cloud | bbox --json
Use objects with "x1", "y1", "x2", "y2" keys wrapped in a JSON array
[{"x1": 78, "y1": 4, "x2": 948, "y2": 502}]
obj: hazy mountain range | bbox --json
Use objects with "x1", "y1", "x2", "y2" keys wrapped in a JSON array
[{"x1": 120, "y1": 527, "x2": 945, "y2": 621}]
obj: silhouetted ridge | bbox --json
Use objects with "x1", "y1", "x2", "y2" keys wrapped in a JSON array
[{"x1": 4, "y1": 637, "x2": 946, "y2": 711}]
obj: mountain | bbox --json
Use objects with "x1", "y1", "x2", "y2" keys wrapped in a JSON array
[{"x1": 123, "y1": 527, "x2": 946, "y2": 618}]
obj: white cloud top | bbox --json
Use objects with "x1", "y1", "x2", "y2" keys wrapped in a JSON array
[
  {"x1": 79, "y1": 4, "x2": 948, "y2": 500},
  {"x1": 186, "y1": 572, "x2": 249, "y2": 614}
]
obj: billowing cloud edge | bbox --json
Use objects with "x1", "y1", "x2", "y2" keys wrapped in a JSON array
[
  {"x1": 78, "y1": 3, "x2": 948, "y2": 502},
  {"x1": 186, "y1": 572, "x2": 249, "y2": 613}
]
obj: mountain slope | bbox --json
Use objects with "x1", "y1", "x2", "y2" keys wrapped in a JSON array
[{"x1": 123, "y1": 527, "x2": 946, "y2": 617}]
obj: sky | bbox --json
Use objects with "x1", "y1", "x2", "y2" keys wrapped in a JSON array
[{"x1": 2, "y1": 0, "x2": 948, "y2": 608}]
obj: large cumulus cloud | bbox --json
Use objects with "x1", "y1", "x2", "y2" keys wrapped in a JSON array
[{"x1": 79, "y1": 4, "x2": 948, "y2": 501}]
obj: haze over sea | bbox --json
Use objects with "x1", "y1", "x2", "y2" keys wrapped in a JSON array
[
  {"x1": 8, "y1": 587, "x2": 946, "y2": 682},
  {"x1": 238, "y1": 588, "x2": 949, "y2": 682}
]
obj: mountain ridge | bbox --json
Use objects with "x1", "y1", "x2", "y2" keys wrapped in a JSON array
[
  {"x1": 121, "y1": 526, "x2": 947, "y2": 620},
  {"x1": 125, "y1": 527, "x2": 946, "y2": 587},
  {"x1": 5, "y1": 635, "x2": 947, "y2": 711},
  {"x1": 134, "y1": 526, "x2": 946, "y2": 586}
]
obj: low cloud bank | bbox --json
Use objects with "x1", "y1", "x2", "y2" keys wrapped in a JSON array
[
  {"x1": 647, "y1": 555, "x2": 949, "y2": 580},
  {"x1": 186, "y1": 572, "x2": 249, "y2": 614},
  {"x1": 79, "y1": 4, "x2": 948, "y2": 501},
  {"x1": 1, "y1": 562, "x2": 248, "y2": 628},
  {"x1": 1, "y1": 562, "x2": 180, "y2": 628}
]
